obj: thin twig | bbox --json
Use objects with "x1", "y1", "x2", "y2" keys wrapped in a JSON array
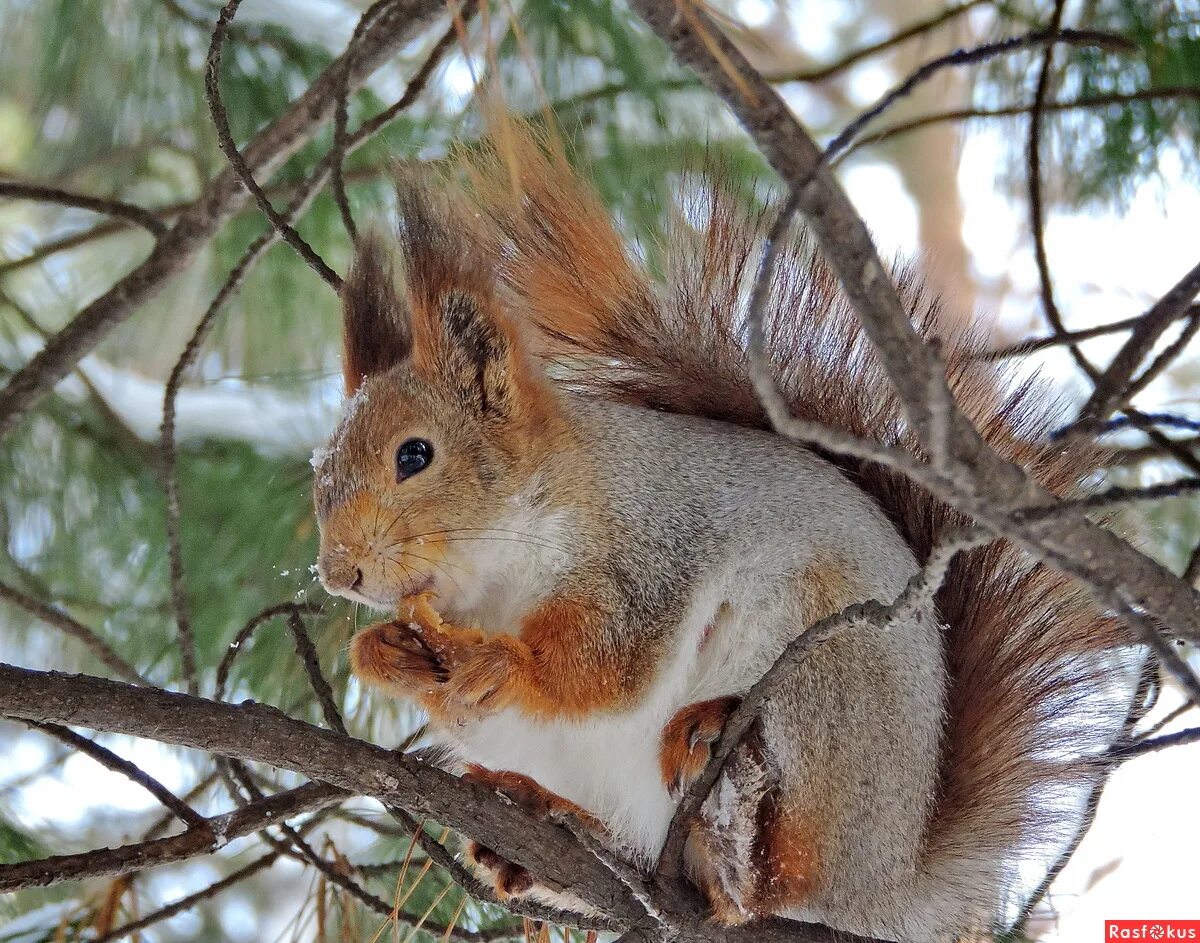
[
  {"x1": 974, "y1": 312, "x2": 1149, "y2": 360},
  {"x1": 0, "y1": 166, "x2": 389, "y2": 279},
  {"x1": 1027, "y1": 0, "x2": 1098, "y2": 380},
  {"x1": 0, "y1": 580, "x2": 145, "y2": 684},
  {"x1": 0, "y1": 778, "x2": 344, "y2": 892},
  {"x1": 216, "y1": 603, "x2": 312, "y2": 697},
  {"x1": 91, "y1": 850, "x2": 280, "y2": 943},
  {"x1": 837, "y1": 86, "x2": 1200, "y2": 160},
  {"x1": 1124, "y1": 411, "x2": 1200, "y2": 479},
  {"x1": 0, "y1": 181, "x2": 167, "y2": 237},
  {"x1": 1134, "y1": 700, "x2": 1195, "y2": 742},
  {"x1": 1013, "y1": 478, "x2": 1200, "y2": 521},
  {"x1": 26, "y1": 722, "x2": 205, "y2": 828},
  {"x1": 287, "y1": 611, "x2": 347, "y2": 735},
  {"x1": 1120, "y1": 307, "x2": 1200, "y2": 404},
  {"x1": 823, "y1": 26, "x2": 1136, "y2": 162},
  {"x1": 205, "y1": 0, "x2": 344, "y2": 290},
  {"x1": 1076, "y1": 257, "x2": 1200, "y2": 425},
  {"x1": 1109, "y1": 724, "x2": 1200, "y2": 760},
  {"x1": 142, "y1": 768, "x2": 222, "y2": 840},
  {"x1": 767, "y1": 0, "x2": 992, "y2": 84},
  {"x1": 330, "y1": 1, "x2": 397, "y2": 240}
]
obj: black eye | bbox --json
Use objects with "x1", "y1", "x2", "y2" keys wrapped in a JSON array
[{"x1": 396, "y1": 438, "x2": 433, "y2": 480}]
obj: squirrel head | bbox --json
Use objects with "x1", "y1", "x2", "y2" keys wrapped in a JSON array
[{"x1": 312, "y1": 187, "x2": 566, "y2": 612}]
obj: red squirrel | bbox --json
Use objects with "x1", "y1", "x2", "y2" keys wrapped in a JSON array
[{"x1": 312, "y1": 126, "x2": 1134, "y2": 941}]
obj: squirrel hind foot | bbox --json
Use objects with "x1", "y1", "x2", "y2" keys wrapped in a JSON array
[
  {"x1": 684, "y1": 732, "x2": 825, "y2": 925},
  {"x1": 467, "y1": 841, "x2": 534, "y2": 898},
  {"x1": 684, "y1": 740, "x2": 771, "y2": 925},
  {"x1": 462, "y1": 767, "x2": 613, "y2": 909},
  {"x1": 658, "y1": 696, "x2": 741, "y2": 799},
  {"x1": 462, "y1": 766, "x2": 607, "y2": 833}
]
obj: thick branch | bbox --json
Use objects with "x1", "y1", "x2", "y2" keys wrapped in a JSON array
[
  {"x1": 0, "y1": 665, "x2": 872, "y2": 943},
  {"x1": 0, "y1": 664, "x2": 642, "y2": 922}
]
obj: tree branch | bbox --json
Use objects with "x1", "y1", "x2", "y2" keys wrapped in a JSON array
[
  {"x1": 625, "y1": 0, "x2": 1200, "y2": 654},
  {"x1": 26, "y1": 722, "x2": 205, "y2": 828},
  {"x1": 0, "y1": 776, "x2": 342, "y2": 892},
  {"x1": 0, "y1": 0, "x2": 447, "y2": 440},
  {"x1": 1026, "y1": 0, "x2": 1099, "y2": 380},
  {"x1": 766, "y1": 0, "x2": 991, "y2": 84},
  {"x1": 1076, "y1": 258, "x2": 1200, "y2": 425},
  {"x1": 0, "y1": 181, "x2": 167, "y2": 237},
  {"x1": 0, "y1": 664, "x2": 877, "y2": 943},
  {"x1": 837, "y1": 87, "x2": 1200, "y2": 159},
  {"x1": 824, "y1": 25, "x2": 1137, "y2": 162},
  {"x1": 0, "y1": 664, "x2": 642, "y2": 922},
  {"x1": 204, "y1": 0, "x2": 345, "y2": 291}
]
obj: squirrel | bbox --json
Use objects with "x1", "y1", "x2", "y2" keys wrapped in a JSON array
[{"x1": 312, "y1": 125, "x2": 1136, "y2": 941}]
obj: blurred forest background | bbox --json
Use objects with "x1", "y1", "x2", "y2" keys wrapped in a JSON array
[{"x1": 1, "y1": 0, "x2": 1199, "y2": 940}]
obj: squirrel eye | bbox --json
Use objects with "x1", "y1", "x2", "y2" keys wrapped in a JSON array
[{"x1": 396, "y1": 438, "x2": 433, "y2": 481}]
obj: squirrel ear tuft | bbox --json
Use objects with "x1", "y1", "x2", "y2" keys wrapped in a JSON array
[
  {"x1": 394, "y1": 179, "x2": 535, "y2": 416},
  {"x1": 341, "y1": 235, "x2": 410, "y2": 395},
  {"x1": 436, "y1": 291, "x2": 524, "y2": 415}
]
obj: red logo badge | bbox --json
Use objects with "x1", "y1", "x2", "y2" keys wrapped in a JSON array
[{"x1": 1107, "y1": 922, "x2": 1200, "y2": 940}]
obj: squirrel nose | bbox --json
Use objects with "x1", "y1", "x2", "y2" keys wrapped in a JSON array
[{"x1": 319, "y1": 553, "x2": 364, "y2": 595}]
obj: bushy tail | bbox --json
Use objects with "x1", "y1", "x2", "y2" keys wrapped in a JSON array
[{"x1": 462, "y1": 126, "x2": 1138, "y2": 927}]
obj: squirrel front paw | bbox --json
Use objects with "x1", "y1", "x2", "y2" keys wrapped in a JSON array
[
  {"x1": 659, "y1": 696, "x2": 741, "y2": 799},
  {"x1": 349, "y1": 594, "x2": 523, "y2": 716},
  {"x1": 348, "y1": 618, "x2": 449, "y2": 698},
  {"x1": 437, "y1": 635, "x2": 530, "y2": 712}
]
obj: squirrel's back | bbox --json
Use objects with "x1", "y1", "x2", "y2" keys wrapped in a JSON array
[{"x1": 460, "y1": 125, "x2": 1137, "y2": 932}]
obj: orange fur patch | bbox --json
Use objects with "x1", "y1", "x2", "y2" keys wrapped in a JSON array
[
  {"x1": 751, "y1": 801, "x2": 825, "y2": 912},
  {"x1": 796, "y1": 554, "x2": 861, "y2": 627},
  {"x1": 514, "y1": 594, "x2": 645, "y2": 718},
  {"x1": 658, "y1": 696, "x2": 740, "y2": 798},
  {"x1": 360, "y1": 593, "x2": 642, "y2": 722}
]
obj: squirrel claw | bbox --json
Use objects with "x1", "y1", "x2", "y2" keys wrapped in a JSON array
[
  {"x1": 659, "y1": 696, "x2": 741, "y2": 800},
  {"x1": 348, "y1": 619, "x2": 449, "y2": 695}
]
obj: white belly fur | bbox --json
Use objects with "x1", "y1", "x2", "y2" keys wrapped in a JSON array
[{"x1": 438, "y1": 575, "x2": 774, "y2": 864}]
